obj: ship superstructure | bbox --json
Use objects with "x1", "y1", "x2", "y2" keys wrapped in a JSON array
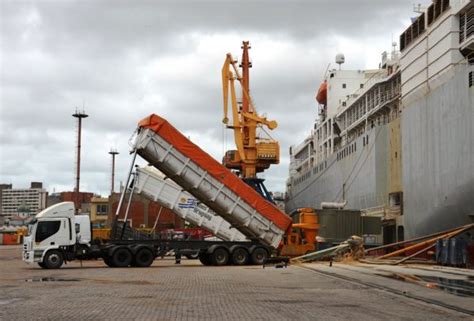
[{"x1": 286, "y1": 0, "x2": 473, "y2": 241}]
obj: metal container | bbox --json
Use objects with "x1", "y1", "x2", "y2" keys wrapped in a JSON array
[
  {"x1": 435, "y1": 239, "x2": 443, "y2": 264},
  {"x1": 2, "y1": 233, "x2": 18, "y2": 245},
  {"x1": 436, "y1": 238, "x2": 450, "y2": 265},
  {"x1": 448, "y1": 238, "x2": 467, "y2": 267},
  {"x1": 317, "y1": 209, "x2": 381, "y2": 242}
]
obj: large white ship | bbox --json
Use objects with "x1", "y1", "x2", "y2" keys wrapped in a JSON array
[{"x1": 285, "y1": 0, "x2": 474, "y2": 242}]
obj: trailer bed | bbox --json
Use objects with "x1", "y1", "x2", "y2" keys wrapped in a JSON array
[{"x1": 135, "y1": 114, "x2": 292, "y2": 248}]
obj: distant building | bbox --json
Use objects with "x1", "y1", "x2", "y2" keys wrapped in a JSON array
[
  {"x1": 47, "y1": 193, "x2": 62, "y2": 207},
  {"x1": 90, "y1": 197, "x2": 109, "y2": 228},
  {"x1": 60, "y1": 191, "x2": 94, "y2": 214},
  {"x1": 107, "y1": 192, "x2": 184, "y2": 229},
  {"x1": 1, "y1": 182, "x2": 47, "y2": 220},
  {"x1": 8, "y1": 215, "x2": 32, "y2": 226},
  {"x1": 0, "y1": 184, "x2": 13, "y2": 223},
  {"x1": 30, "y1": 182, "x2": 43, "y2": 189},
  {"x1": 46, "y1": 191, "x2": 94, "y2": 214}
]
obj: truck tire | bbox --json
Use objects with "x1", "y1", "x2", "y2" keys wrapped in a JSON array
[
  {"x1": 111, "y1": 248, "x2": 132, "y2": 267},
  {"x1": 38, "y1": 262, "x2": 46, "y2": 269},
  {"x1": 43, "y1": 250, "x2": 64, "y2": 269},
  {"x1": 250, "y1": 247, "x2": 268, "y2": 265},
  {"x1": 211, "y1": 248, "x2": 229, "y2": 266},
  {"x1": 132, "y1": 248, "x2": 154, "y2": 267},
  {"x1": 103, "y1": 256, "x2": 116, "y2": 267},
  {"x1": 231, "y1": 247, "x2": 249, "y2": 265},
  {"x1": 198, "y1": 253, "x2": 212, "y2": 266}
]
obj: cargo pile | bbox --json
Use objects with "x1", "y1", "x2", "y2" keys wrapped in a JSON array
[
  {"x1": 289, "y1": 224, "x2": 473, "y2": 268},
  {"x1": 290, "y1": 236, "x2": 364, "y2": 264},
  {"x1": 363, "y1": 223, "x2": 473, "y2": 267}
]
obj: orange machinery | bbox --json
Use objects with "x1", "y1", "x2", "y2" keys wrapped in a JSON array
[{"x1": 280, "y1": 208, "x2": 320, "y2": 257}]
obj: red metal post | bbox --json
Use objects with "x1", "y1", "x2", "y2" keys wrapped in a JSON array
[
  {"x1": 72, "y1": 110, "x2": 88, "y2": 213},
  {"x1": 109, "y1": 149, "x2": 119, "y2": 195}
]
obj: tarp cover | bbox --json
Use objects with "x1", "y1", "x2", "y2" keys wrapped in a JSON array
[{"x1": 138, "y1": 114, "x2": 292, "y2": 232}]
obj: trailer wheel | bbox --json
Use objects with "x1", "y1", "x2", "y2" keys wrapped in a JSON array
[
  {"x1": 133, "y1": 248, "x2": 154, "y2": 267},
  {"x1": 198, "y1": 253, "x2": 212, "y2": 266},
  {"x1": 231, "y1": 248, "x2": 249, "y2": 265},
  {"x1": 250, "y1": 247, "x2": 268, "y2": 265},
  {"x1": 111, "y1": 248, "x2": 132, "y2": 267},
  {"x1": 211, "y1": 248, "x2": 229, "y2": 266},
  {"x1": 43, "y1": 250, "x2": 64, "y2": 269}
]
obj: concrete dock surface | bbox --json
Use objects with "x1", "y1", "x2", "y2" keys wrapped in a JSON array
[{"x1": 0, "y1": 245, "x2": 472, "y2": 320}]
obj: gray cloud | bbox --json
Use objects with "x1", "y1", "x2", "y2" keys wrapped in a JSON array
[{"x1": 1, "y1": 0, "x2": 416, "y2": 195}]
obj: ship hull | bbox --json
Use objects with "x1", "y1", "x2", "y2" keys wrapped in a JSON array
[
  {"x1": 286, "y1": 64, "x2": 474, "y2": 239},
  {"x1": 285, "y1": 126, "x2": 390, "y2": 216},
  {"x1": 400, "y1": 64, "x2": 474, "y2": 237}
]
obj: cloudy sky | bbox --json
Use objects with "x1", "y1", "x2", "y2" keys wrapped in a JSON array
[{"x1": 0, "y1": 0, "x2": 417, "y2": 196}]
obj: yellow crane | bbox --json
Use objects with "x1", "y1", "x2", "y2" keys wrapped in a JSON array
[
  {"x1": 221, "y1": 44, "x2": 323, "y2": 251},
  {"x1": 221, "y1": 41, "x2": 280, "y2": 185}
]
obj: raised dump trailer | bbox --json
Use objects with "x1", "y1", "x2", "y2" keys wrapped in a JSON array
[
  {"x1": 135, "y1": 114, "x2": 292, "y2": 248},
  {"x1": 134, "y1": 166, "x2": 247, "y2": 242}
]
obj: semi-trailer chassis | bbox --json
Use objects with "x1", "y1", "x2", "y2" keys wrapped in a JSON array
[{"x1": 23, "y1": 202, "x2": 272, "y2": 269}]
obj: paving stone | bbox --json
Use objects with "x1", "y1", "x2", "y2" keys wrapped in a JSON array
[{"x1": 0, "y1": 246, "x2": 469, "y2": 320}]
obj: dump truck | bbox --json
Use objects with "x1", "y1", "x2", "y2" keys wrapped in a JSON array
[
  {"x1": 22, "y1": 201, "x2": 270, "y2": 268},
  {"x1": 22, "y1": 114, "x2": 293, "y2": 269}
]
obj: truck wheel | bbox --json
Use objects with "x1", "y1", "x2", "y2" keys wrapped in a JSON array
[
  {"x1": 133, "y1": 248, "x2": 154, "y2": 267},
  {"x1": 250, "y1": 247, "x2": 268, "y2": 265},
  {"x1": 198, "y1": 253, "x2": 212, "y2": 266},
  {"x1": 231, "y1": 248, "x2": 249, "y2": 265},
  {"x1": 103, "y1": 256, "x2": 116, "y2": 267},
  {"x1": 43, "y1": 250, "x2": 64, "y2": 269},
  {"x1": 38, "y1": 262, "x2": 47, "y2": 269},
  {"x1": 211, "y1": 248, "x2": 229, "y2": 266},
  {"x1": 111, "y1": 248, "x2": 132, "y2": 267}
]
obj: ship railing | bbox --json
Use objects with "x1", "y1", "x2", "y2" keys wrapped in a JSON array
[
  {"x1": 291, "y1": 136, "x2": 313, "y2": 157},
  {"x1": 338, "y1": 71, "x2": 400, "y2": 117},
  {"x1": 339, "y1": 71, "x2": 386, "y2": 111},
  {"x1": 362, "y1": 205, "x2": 402, "y2": 221},
  {"x1": 386, "y1": 206, "x2": 401, "y2": 216},
  {"x1": 361, "y1": 205, "x2": 385, "y2": 217},
  {"x1": 340, "y1": 93, "x2": 400, "y2": 135}
]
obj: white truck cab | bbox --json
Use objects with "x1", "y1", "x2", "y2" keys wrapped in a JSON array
[{"x1": 23, "y1": 202, "x2": 92, "y2": 269}]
